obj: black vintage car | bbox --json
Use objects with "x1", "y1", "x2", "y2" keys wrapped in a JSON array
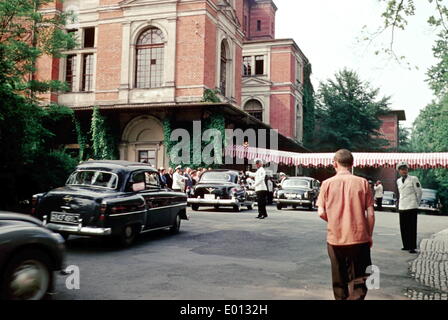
[
  {"x1": 375, "y1": 191, "x2": 398, "y2": 212},
  {"x1": 31, "y1": 161, "x2": 188, "y2": 246},
  {"x1": 188, "y1": 170, "x2": 254, "y2": 212},
  {"x1": 419, "y1": 188, "x2": 442, "y2": 214},
  {"x1": 274, "y1": 177, "x2": 320, "y2": 210},
  {"x1": 0, "y1": 212, "x2": 65, "y2": 300}
]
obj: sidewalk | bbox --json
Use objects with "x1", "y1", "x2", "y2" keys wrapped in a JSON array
[{"x1": 406, "y1": 228, "x2": 448, "y2": 300}]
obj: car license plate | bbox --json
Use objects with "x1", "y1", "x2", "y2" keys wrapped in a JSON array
[
  {"x1": 51, "y1": 212, "x2": 80, "y2": 224},
  {"x1": 204, "y1": 194, "x2": 215, "y2": 200}
]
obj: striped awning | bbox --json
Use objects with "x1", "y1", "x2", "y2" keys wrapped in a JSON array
[{"x1": 225, "y1": 145, "x2": 448, "y2": 169}]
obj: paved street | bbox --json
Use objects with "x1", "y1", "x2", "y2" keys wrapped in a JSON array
[{"x1": 53, "y1": 206, "x2": 448, "y2": 300}]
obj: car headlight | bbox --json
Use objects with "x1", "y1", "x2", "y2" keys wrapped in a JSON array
[{"x1": 304, "y1": 192, "x2": 309, "y2": 199}]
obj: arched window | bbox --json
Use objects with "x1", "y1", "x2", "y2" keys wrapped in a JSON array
[
  {"x1": 135, "y1": 27, "x2": 165, "y2": 89},
  {"x1": 244, "y1": 99, "x2": 263, "y2": 122},
  {"x1": 220, "y1": 40, "x2": 228, "y2": 96}
]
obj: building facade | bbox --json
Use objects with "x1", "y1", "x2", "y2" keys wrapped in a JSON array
[{"x1": 36, "y1": 0, "x2": 309, "y2": 168}]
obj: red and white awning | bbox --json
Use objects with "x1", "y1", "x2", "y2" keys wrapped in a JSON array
[{"x1": 225, "y1": 145, "x2": 448, "y2": 169}]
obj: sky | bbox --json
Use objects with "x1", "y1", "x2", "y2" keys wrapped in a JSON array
[{"x1": 275, "y1": 0, "x2": 440, "y2": 128}]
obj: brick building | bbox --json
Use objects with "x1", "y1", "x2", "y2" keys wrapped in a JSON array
[{"x1": 35, "y1": 0, "x2": 309, "y2": 168}]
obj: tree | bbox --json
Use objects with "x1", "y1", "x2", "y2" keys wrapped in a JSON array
[
  {"x1": 0, "y1": 0, "x2": 77, "y2": 209},
  {"x1": 398, "y1": 124, "x2": 412, "y2": 152},
  {"x1": 373, "y1": 0, "x2": 448, "y2": 96},
  {"x1": 410, "y1": 94, "x2": 448, "y2": 212},
  {"x1": 313, "y1": 69, "x2": 391, "y2": 152}
]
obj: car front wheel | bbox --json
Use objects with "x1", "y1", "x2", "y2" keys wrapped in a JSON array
[
  {"x1": 1, "y1": 249, "x2": 53, "y2": 300},
  {"x1": 192, "y1": 204, "x2": 199, "y2": 211},
  {"x1": 277, "y1": 204, "x2": 283, "y2": 210},
  {"x1": 118, "y1": 225, "x2": 139, "y2": 247}
]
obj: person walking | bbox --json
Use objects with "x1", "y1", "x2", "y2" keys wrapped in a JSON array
[
  {"x1": 317, "y1": 149, "x2": 375, "y2": 300},
  {"x1": 396, "y1": 161, "x2": 423, "y2": 254},
  {"x1": 267, "y1": 176, "x2": 274, "y2": 205},
  {"x1": 374, "y1": 180, "x2": 384, "y2": 211},
  {"x1": 246, "y1": 159, "x2": 268, "y2": 219}
]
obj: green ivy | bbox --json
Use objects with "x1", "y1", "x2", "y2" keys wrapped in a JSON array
[
  {"x1": 202, "y1": 89, "x2": 221, "y2": 103},
  {"x1": 302, "y1": 62, "x2": 315, "y2": 149},
  {"x1": 163, "y1": 113, "x2": 226, "y2": 169},
  {"x1": 73, "y1": 114, "x2": 87, "y2": 161},
  {"x1": 90, "y1": 106, "x2": 117, "y2": 160}
]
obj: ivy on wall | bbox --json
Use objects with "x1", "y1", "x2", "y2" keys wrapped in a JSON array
[
  {"x1": 163, "y1": 113, "x2": 226, "y2": 169},
  {"x1": 73, "y1": 114, "x2": 88, "y2": 161},
  {"x1": 302, "y1": 62, "x2": 316, "y2": 149},
  {"x1": 90, "y1": 106, "x2": 118, "y2": 160}
]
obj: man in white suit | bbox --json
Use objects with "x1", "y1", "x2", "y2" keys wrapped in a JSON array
[
  {"x1": 396, "y1": 161, "x2": 423, "y2": 254},
  {"x1": 246, "y1": 159, "x2": 268, "y2": 219}
]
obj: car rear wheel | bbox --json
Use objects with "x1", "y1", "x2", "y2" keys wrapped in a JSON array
[
  {"x1": 277, "y1": 204, "x2": 283, "y2": 210},
  {"x1": 118, "y1": 225, "x2": 139, "y2": 247},
  {"x1": 192, "y1": 204, "x2": 199, "y2": 211},
  {"x1": 1, "y1": 249, "x2": 53, "y2": 300},
  {"x1": 169, "y1": 214, "x2": 181, "y2": 234}
]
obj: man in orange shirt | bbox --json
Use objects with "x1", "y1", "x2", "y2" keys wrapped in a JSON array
[{"x1": 317, "y1": 149, "x2": 375, "y2": 300}]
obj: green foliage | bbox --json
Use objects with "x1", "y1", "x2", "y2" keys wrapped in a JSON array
[
  {"x1": 411, "y1": 94, "x2": 448, "y2": 213},
  {"x1": 0, "y1": 0, "x2": 79, "y2": 209},
  {"x1": 163, "y1": 114, "x2": 226, "y2": 169},
  {"x1": 375, "y1": 0, "x2": 448, "y2": 96},
  {"x1": 302, "y1": 63, "x2": 315, "y2": 149},
  {"x1": 73, "y1": 115, "x2": 88, "y2": 161},
  {"x1": 398, "y1": 124, "x2": 412, "y2": 152},
  {"x1": 202, "y1": 89, "x2": 221, "y2": 103},
  {"x1": 313, "y1": 69, "x2": 391, "y2": 152},
  {"x1": 90, "y1": 106, "x2": 117, "y2": 160}
]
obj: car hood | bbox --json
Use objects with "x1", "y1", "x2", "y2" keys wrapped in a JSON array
[{"x1": 0, "y1": 212, "x2": 43, "y2": 226}]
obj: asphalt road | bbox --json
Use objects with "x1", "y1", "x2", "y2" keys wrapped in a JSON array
[{"x1": 53, "y1": 206, "x2": 448, "y2": 300}]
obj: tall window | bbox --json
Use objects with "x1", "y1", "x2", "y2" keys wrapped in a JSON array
[
  {"x1": 296, "y1": 60, "x2": 302, "y2": 84},
  {"x1": 296, "y1": 104, "x2": 303, "y2": 141},
  {"x1": 255, "y1": 56, "x2": 264, "y2": 75},
  {"x1": 135, "y1": 27, "x2": 165, "y2": 89},
  {"x1": 220, "y1": 41, "x2": 228, "y2": 96},
  {"x1": 243, "y1": 56, "x2": 252, "y2": 76},
  {"x1": 244, "y1": 99, "x2": 263, "y2": 122},
  {"x1": 65, "y1": 54, "x2": 77, "y2": 92},
  {"x1": 257, "y1": 20, "x2": 261, "y2": 31},
  {"x1": 81, "y1": 53, "x2": 94, "y2": 92}
]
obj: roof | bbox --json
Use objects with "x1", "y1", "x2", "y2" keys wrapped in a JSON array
[
  {"x1": 226, "y1": 145, "x2": 448, "y2": 169},
  {"x1": 77, "y1": 160, "x2": 157, "y2": 172},
  {"x1": 385, "y1": 110, "x2": 406, "y2": 121}
]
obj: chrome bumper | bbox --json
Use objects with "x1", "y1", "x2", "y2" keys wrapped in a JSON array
[
  {"x1": 275, "y1": 199, "x2": 312, "y2": 204},
  {"x1": 377, "y1": 204, "x2": 397, "y2": 208},
  {"x1": 188, "y1": 198, "x2": 239, "y2": 206},
  {"x1": 419, "y1": 206, "x2": 440, "y2": 212},
  {"x1": 45, "y1": 223, "x2": 112, "y2": 236}
]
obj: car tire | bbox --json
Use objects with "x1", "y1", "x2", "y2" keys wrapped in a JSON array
[
  {"x1": 1, "y1": 249, "x2": 53, "y2": 300},
  {"x1": 277, "y1": 204, "x2": 282, "y2": 210},
  {"x1": 292, "y1": 205, "x2": 297, "y2": 209},
  {"x1": 247, "y1": 203, "x2": 254, "y2": 210},
  {"x1": 233, "y1": 204, "x2": 241, "y2": 212},
  {"x1": 169, "y1": 214, "x2": 181, "y2": 234},
  {"x1": 192, "y1": 204, "x2": 199, "y2": 211},
  {"x1": 214, "y1": 205, "x2": 220, "y2": 210},
  {"x1": 118, "y1": 225, "x2": 139, "y2": 247}
]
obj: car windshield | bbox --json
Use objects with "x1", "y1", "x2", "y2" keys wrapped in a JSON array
[
  {"x1": 66, "y1": 170, "x2": 118, "y2": 189},
  {"x1": 200, "y1": 172, "x2": 234, "y2": 183},
  {"x1": 282, "y1": 179, "x2": 309, "y2": 188}
]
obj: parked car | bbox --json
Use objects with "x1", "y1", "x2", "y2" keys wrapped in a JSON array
[
  {"x1": 419, "y1": 188, "x2": 442, "y2": 214},
  {"x1": 375, "y1": 191, "x2": 398, "y2": 212},
  {"x1": 0, "y1": 212, "x2": 65, "y2": 300},
  {"x1": 188, "y1": 170, "x2": 254, "y2": 212},
  {"x1": 31, "y1": 160, "x2": 188, "y2": 246},
  {"x1": 274, "y1": 177, "x2": 320, "y2": 210}
]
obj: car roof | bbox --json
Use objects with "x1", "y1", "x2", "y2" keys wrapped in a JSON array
[
  {"x1": 422, "y1": 188, "x2": 437, "y2": 193},
  {"x1": 77, "y1": 160, "x2": 158, "y2": 173},
  {"x1": 287, "y1": 176, "x2": 315, "y2": 181},
  {"x1": 204, "y1": 169, "x2": 239, "y2": 175}
]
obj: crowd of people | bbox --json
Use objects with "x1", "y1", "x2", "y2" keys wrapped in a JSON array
[{"x1": 157, "y1": 166, "x2": 214, "y2": 194}]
